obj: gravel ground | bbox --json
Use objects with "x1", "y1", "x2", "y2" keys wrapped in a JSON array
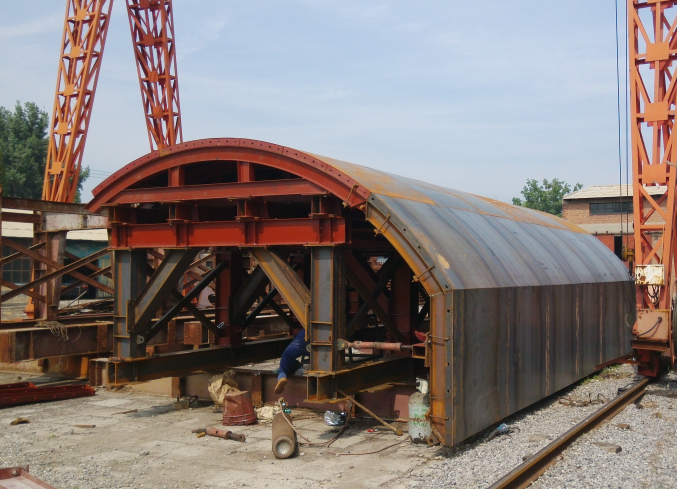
[
  {"x1": 2, "y1": 365, "x2": 676, "y2": 488},
  {"x1": 0, "y1": 374, "x2": 428, "y2": 489},
  {"x1": 399, "y1": 364, "x2": 677, "y2": 488}
]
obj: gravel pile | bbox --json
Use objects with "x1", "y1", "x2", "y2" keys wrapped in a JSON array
[
  {"x1": 532, "y1": 371, "x2": 677, "y2": 489},
  {"x1": 400, "y1": 365, "x2": 677, "y2": 488},
  {"x1": 1, "y1": 404, "x2": 140, "y2": 489}
]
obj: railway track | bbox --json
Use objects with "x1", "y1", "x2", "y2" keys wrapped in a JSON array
[{"x1": 488, "y1": 377, "x2": 651, "y2": 489}]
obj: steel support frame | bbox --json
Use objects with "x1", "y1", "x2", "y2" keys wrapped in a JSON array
[
  {"x1": 306, "y1": 356, "x2": 411, "y2": 402},
  {"x1": 0, "y1": 322, "x2": 113, "y2": 363},
  {"x1": 90, "y1": 337, "x2": 293, "y2": 385},
  {"x1": 345, "y1": 253, "x2": 390, "y2": 335},
  {"x1": 131, "y1": 248, "x2": 198, "y2": 335},
  {"x1": 629, "y1": 0, "x2": 677, "y2": 365},
  {"x1": 345, "y1": 253, "x2": 402, "y2": 342},
  {"x1": 230, "y1": 265, "x2": 270, "y2": 325},
  {"x1": 113, "y1": 249, "x2": 148, "y2": 358},
  {"x1": 140, "y1": 260, "x2": 227, "y2": 344}
]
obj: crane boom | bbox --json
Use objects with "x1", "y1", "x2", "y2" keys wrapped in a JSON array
[
  {"x1": 42, "y1": 0, "x2": 182, "y2": 204},
  {"x1": 126, "y1": 0, "x2": 182, "y2": 150},
  {"x1": 629, "y1": 0, "x2": 677, "y2": 374},
  {"x1": 42, "y1": 0, "x2": 113, "y2": 203}
]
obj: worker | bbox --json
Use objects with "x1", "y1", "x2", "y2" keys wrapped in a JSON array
[
  {"x1": 196, "y1": 285, "x2": 215, "y2": 309},
  {"x1": 275, "y1": 328, "x2": 309, "y2": 394}
]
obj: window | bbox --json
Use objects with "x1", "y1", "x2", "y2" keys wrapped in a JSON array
[
  {"x1": 589, "y1": 201, "x2": 633, "y2": 215},
  {"x1": 2, "y1": 245, "x2": 31, "y2": 285}
]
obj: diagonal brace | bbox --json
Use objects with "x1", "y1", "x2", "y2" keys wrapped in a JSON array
[
  {"x1": 1, "y1": 243, "x2": 111, "y2": 303},
  {"x1": 169, "y1": 288, "x2": 220, "y2": 337},
  {"x1": 242, "y1": 262, "x2": 302, "y2": 328},
  {"x1": 248, "y1": 248, "x2": 310, "y2": 329},
  {"x1": 231, "y1": 265, "x2": 271, "y2": 325},
  {"x1": 141, "y1": 260, "x2": 228, "y2": 343},
  {"x1": 346, "y1": 256, "x2": 400, "y2": 339},
  {"x1": 131, "y1": 249, "x2": 199, "y2": 335}
]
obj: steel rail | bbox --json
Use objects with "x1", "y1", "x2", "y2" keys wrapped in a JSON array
[{"x1": 489, "y1": 377, "x2": 650, "y2": 489}]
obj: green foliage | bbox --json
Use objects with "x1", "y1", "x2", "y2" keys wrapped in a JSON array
[
  {"x1": 512, "y1": 178, "x2": 583, "y2": 217},
  {"x1": 0, "y1": 101, "x2": 48, "y2": 199},
  {"x1": 74, "y1": 166, "x2": 90, "y2": 204},
  {"x1": 0, "y1": 101, "x2": 89, "y2": 201}
]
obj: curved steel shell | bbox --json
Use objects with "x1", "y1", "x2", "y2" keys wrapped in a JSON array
[
  {"x1": 319, "y1": 155, "x2": 629, "y2": 292},
  {"x1": 88, "y1": 138, "x2": 634, "y2": 446}
]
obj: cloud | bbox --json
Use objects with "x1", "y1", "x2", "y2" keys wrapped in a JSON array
[{"x1": 173, "y1": 2, "x2": 230, "y2": 59}]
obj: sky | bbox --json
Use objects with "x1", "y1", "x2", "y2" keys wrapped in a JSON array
[{"x1": 0, "y1": 1, "x2": 629, "y2": 203}]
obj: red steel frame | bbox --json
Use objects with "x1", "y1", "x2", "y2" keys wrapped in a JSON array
[
  {"x1": 42, "y1": 0, "x2": 113, "y2": 203},
  {"x1": 89, "y1": 139, "x2": 369, "y2": 249},
  {"x1": 629, "y1": 0, "x2": 677, "y2": 368},
  {"x1": 126, "y1": 0, "x2": 182, "y2": 150}
]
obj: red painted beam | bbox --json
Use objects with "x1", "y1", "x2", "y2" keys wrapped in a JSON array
[
  {"x1": 0, "y1": 382, "x2": 32, "y2": 390},
  {"x1": 111, "y1": 218, "x2": 347, "y2": 248},
  {"x1": 0, "y1": 384, "x2": 95, "y2": 408},
  {"x1": 110, "y1": 179, "x2": 327, "y2": 205}
]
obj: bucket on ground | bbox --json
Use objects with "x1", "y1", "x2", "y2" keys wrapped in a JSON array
[{"x1": 223, "y1": 391, "x2": 257, "y2": 426}]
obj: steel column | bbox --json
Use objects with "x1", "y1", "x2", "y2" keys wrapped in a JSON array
[
  {"x1": 216, "y1": 251, "x2": 245, "y2": 346},
  {"x1": 39, "y1": 232, "x2": 67, "y2": 320},
  {"x1": 308, "y1": 247, "x2": 346, "y2": 374},
  {"x1": 113, "y1": 249, "x2": 147, "y2": 358}
]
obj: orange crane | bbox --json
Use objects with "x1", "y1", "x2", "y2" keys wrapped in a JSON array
[
  {"x1": 629, "y1": 0, "x2": 677, "y2": 375},
  {"x1": 41, "y1": 0, "x2": 182, "y2": 203}
]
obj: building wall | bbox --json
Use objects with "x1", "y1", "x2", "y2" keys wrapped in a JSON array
[
  {"x1": 595, "y1": 234, "x2": 635, "y2": 256},
  {"x1": 562, "y1": 197, "x2": 666, "y2": 226},
  {"x1": 561, "y1": 197, "x2": 650, "y2": 266}
]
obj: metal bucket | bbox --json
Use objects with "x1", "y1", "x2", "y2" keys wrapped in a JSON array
[{"x1": 222, "y1": 391, "x2": 257, "y2": 426}]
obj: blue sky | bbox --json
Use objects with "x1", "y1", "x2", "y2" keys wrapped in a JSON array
[{"x1": 0, "y1": 1, "x2": 628, "y2": 203}]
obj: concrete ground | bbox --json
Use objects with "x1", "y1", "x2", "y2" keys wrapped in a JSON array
[{"x1": 0, "y1": 372, "x2": 438, "y2": 489}]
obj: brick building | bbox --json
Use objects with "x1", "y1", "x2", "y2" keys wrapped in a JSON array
[{"x1": 562, "y1": 184, "x2": 666, "y2": 261}]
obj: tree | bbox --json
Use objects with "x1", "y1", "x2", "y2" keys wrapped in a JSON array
[
  {"x1": 512, "y1": 178, "x2": 583, "y2": 217},
  {"x1": 0, "y1": 101, "x2": 88, "y2": 201}
]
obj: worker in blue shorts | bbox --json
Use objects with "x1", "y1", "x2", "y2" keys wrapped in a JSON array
[{"x1": 275, "y1": 328, "x2": 309, "y2": 394}]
